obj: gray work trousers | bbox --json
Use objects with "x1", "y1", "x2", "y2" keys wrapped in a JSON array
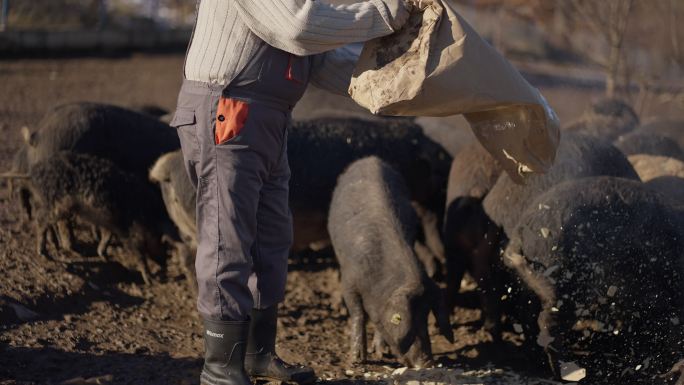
[{"x1": 171, "y1": 80, "x2": 293, "y2": 321}]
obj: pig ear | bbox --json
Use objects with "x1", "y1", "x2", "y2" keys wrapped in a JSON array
[
  {"x1": 21, "y1": 126, "x2": 36, "y2": 147},
  {"x1": 427, "y1": 280, "x2": 454, "y2": 343}
]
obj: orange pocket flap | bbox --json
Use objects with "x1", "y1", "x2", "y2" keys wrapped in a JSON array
[{"x1": 215, "y1": 97, "x2": 249, "y2": 145}]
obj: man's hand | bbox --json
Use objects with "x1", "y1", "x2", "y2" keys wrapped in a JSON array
[
  {"x1": 384, "y1": 0, "x2": 410, "y2": 31},
  {"x1": 383, "y1": 0, "x2": 433, "y2": 32},
  {"x1": 405, "y1": 0, "x2": 433, "y2": 12}
]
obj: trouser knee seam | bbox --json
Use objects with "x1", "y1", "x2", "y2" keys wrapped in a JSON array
[{"x1": 209, "y1": 100, "x2": 224, "y2": 320}]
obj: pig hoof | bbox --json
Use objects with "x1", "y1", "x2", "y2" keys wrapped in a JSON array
[
  {"x1": 140, "y1": 269, "x2": 152, "y2": 285},
  {"x1": 349, "y1": 350, "x2": 366, "y2": 364},
  {"x1": 38, "y1": 248, "x2": 53, "y2": 261},
  {"x1": 371, "y1": 334, "x2": 386, "y2": 359},
  {"x1": 97, "y1": 244, "x2": 109, "y2": 261}
]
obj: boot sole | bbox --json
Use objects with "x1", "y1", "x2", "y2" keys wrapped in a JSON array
[
  {"x1": 201, "y1": 371, "x2": 252, "y2": 385},
  {"x1": 252, "y1": 375, "x2": 317, "y2": 385}
]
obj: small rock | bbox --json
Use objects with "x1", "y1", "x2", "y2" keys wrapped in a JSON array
[
  {"x1": 607, "y1": 286, "x2": 618, "y2": 297},
  {"x1": 513, "y1": 323, "x2": 524, "y2": 333},
  {"x1": 540, "y1": 227, "x2": 550, "y2": 238},
  {"x1": 392, "y1": 367, "x2": 408, "y2": 376},
  {"x1": 560, "y1": 361, "x2": 586, "y2": 382},
  {"x1": 345, "y1": 370, "x2": 354, "y2": 376}
]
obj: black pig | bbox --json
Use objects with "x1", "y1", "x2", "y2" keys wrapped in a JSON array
[
  {"x1": 328, "y1": 156, "x2": 453, "y2": 367},
  {"x1": 504, "y1": 176, "x2": 684, "y2": 383},
  {"x1": 5, "y1": 103, "x2": 180, "y2": 247},
  {"x1": 28, "y1": 152, "x2": 174, "y2": 284},
  {"x1": 614, "y1": 130, "x2": 684, "y2": 161},
  {"x1": 563, "y1": 98, "x2": 639, "y2": 141}
]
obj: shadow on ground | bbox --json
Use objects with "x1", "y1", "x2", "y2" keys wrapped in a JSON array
[
  {"x1": 0, "y1": 259, "x2": 146, "y2": 328},
  {"x1": 0, "y1": 345, "x2": 202, "y2": 385}
]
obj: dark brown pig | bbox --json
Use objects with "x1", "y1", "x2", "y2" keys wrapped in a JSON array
[{"x1": 441, "y1": 142, "x2": 504, "y2": 337}]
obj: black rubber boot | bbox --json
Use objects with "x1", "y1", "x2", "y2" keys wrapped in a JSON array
[
  {"x1": 200, "y1": 318, "x2": 252, "y2": 385},
  {"x1": 245, "y1": 306, "x2": 316, "y2": 384}
]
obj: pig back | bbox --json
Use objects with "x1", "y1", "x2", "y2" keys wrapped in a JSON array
[
  {"x1": 507, "y1": 176, "x2": 684, "y2": 380},
  {"x1": 483, "y1": 133, "x2": 639, "y2": 236},
  {"x1": 289, "y1": 118, "x2": 451, "y2": 213},
  {"x1": 28, "y1": 103, "x2": 180, "y2": 178},
  {"x1": 329, "y1": 157, "x2": 423, "y2": 293}
]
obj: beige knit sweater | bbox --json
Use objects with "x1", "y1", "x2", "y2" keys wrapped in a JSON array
[{"x1": 184, "y1": 0, "x2": 403, "y2": 94}]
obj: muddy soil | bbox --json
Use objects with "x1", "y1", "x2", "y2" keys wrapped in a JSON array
[{"x1": 0, "y1": 54, "x2": 675, "y2": 385}]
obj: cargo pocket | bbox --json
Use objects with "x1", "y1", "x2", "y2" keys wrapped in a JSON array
[
  {"x1": 170, "y1": 108, "x2": 196, "y2": 127},
  {"x1": 215, "y1": 97, "x2": 249, "y2": 145},
  {"x1": 171, "y1": 108, "x2": 199, "y2": 162}
]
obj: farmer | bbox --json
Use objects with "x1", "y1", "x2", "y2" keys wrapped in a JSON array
[{"x1": 171, "y1": 1, "x2": 412, "y2": 384}]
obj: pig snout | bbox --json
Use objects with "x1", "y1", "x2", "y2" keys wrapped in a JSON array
[{"x1": 402, "y1": 332, "x2": 433, "y2": 368}]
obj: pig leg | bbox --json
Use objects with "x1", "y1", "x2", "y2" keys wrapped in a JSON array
[
  {"x1": 90, "y1": 224, "x2": 99, "y2": 240},
  {"x1": 421, "y1": 211, "x2": 445, "y2": 266},
  {"x1": 470, "y1": 252, "x2": 501, "y2": 342},
  {"x1": 371, "y1": 330, "x2": 387, "y2": 359},
  {"x1": 36, "y1": 221, "x2": 52, "y2": 260},
  {"x1": 133, "y1": 246, "x2": 152, "y2": 285},
  {"x1": 426, "y1": 281, "x2": 455, "y2": 343},
  {"x1": 177, "y1": 242, "x2": 197, "y2": 294},
  {"x1": 19, "y1": 187, "x2": 33, "y2": 221},
  {"x1": 444, "y1": 247, "x2": 467, "y2": 312},
  {"x1": 55, "y1": 219, "x2": 73, "y2": 251},
  {"x1": 414, "y1": 241, "x2": 438, "y2": 277},
  {"x1": 97, "y1": 229, "x2": 112, "y2": 260},
  {"x1": 343, "y1": 289, "x2": 367, "y2": 363},
  {"x1": 128, "y1": 234, "x2": 153, "y2": 285},
  {"x1": 504, "y1": 242, "x2": 560, "y2": 377},
  {"x1": 131, "y1": 228, "x2": 155, "y2": 285},
  {"x1": 412, "y1": 202, "x2": 446, "y2": 266}
]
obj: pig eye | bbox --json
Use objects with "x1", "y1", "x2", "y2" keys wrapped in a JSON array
[{"x1": 390, "y1": 313, "x2": 402, "y2": 325}]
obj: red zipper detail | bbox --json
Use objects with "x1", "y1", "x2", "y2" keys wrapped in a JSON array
[{"x1": 286, "y1": 54, "x2": 303, "y2": 84}]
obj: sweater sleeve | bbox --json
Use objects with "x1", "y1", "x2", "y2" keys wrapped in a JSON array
[
  {"x1": 309, "y1": 44, "x2": 361, "y2": 96},
  {"x1": 233, "y1": 0, "x2": 401, "y2": 55}
]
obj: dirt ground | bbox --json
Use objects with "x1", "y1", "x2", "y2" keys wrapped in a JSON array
[{"x1": 0, "y1": 53, "x2": 680, "y2": 385}]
